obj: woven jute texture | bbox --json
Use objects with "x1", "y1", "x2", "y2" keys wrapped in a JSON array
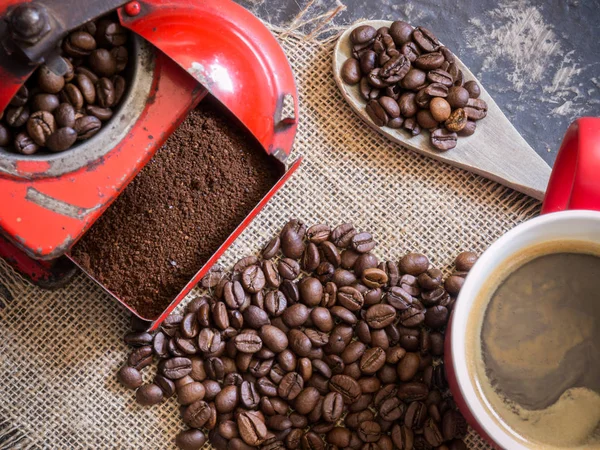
[{"x1": 0, "y1": 27, "x2": 541, "y2": 449}]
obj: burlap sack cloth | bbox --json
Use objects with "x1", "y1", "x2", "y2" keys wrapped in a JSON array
[{"x1": 0, "y1": 19, "x2": 541, "y2": 450}]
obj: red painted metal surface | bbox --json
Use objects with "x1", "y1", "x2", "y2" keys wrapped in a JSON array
[
  {"x1": 0, "y1": 0, "x2": 300, "y2": 325},
  {"x1": 0, "y1": 51, "x2": 205, "y2": 260},
  {"x1": 541, "y1": 117, "x2": 600, "y2": 214},
  {"x1": 118, "y1": 0, "x2": 298, "y2": 159}
]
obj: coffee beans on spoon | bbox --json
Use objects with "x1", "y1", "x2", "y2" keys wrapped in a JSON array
[
  {"x1": 0, "y1": 13, "x2": 130, "y2": 155},
  {"x1": 340, "y1": 20, "x2": 488, "y2": 151},
  {"x1": 117, "y1": 219, "x2": 476, "y2": 450}
]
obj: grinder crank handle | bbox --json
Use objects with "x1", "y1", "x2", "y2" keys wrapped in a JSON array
[
  {"x1": 0, "y1": 0, "x2": 128, "y2": 113},
  {"x1": 541, "y1": 117, "x2": 600, "y2": 214}
]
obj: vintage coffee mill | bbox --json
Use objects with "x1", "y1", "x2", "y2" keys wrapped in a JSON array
[{"x1": 0, "y1": 0, "x2": 299, "y2": 328}]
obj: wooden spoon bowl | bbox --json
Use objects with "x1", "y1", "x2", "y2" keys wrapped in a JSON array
[{"x1": 333, "y1": 20, "x2": 551, "y2": 200}]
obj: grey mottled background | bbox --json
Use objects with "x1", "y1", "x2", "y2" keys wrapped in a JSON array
[{"x1": 237, "y1": 0, "x2": 600, "y2": 166}]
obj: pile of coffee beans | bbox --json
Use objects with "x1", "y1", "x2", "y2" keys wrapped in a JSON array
[
  {"x1": 117, "y1": 220, "x2": 478, "y2": 450},
  {"x1": 0, "y1": 15, "x2": 130, "y2": 154},
  {"x1": 340, "y1": 21, "x2": 488, "y2": 151}
]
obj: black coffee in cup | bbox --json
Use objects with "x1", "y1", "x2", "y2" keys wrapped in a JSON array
[{"x1": 468, "y1": 242, "x2": 600, "y2": 449}]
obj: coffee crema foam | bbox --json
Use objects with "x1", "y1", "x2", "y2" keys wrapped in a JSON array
[{"x1": 467, "y1": 241, "x2": 600, "y2": 449}]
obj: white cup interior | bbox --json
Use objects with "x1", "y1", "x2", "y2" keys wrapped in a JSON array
[{"x1": 451, "y1": 210, "x2": 600, "y2": 449}]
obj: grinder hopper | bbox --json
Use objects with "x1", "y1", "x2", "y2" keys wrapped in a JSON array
[{"x1": 0, "y1": 0, "x2": 299, "y2": 329}]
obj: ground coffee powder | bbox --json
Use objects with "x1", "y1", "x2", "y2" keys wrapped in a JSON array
[{"x1": 71, "y1": 100, "x2": 282, "y2": 319}]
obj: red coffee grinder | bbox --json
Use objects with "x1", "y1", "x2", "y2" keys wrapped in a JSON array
[{"x1": 0, "y1": 0, "x2": 299, "y2": 328}]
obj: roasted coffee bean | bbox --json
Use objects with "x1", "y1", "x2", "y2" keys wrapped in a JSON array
[
  {"x1": 260, "y1": 324, "x2": 289, "y2": 353},
  {"x1": 117, "y1": 366, "x2": 143, "y2": 389},
  {"x1": 358, "y1": 50, "x2": 377, "y2": 75},
  {"x1": 54, "y1": 103, "x2": 76, "y2": 128},
  {"x1": 430, "y1": 98, "x2": 452, "y2": 122},
  {"x1": 265, "y1": 290, "x2": 287, "y2": 317},
  {"x1": 405, "y1": 401, "x2": 427, "y2": 429},
  {"x1": 463, "y1": 80, "x2": 480, "y2": 98},
  {"x1": 281, "y1": 227, "x2": 305, "y2": 260},
  {"x1": 360, "y1": 347, "x2": 386, "y2": 374},
  {"x1": 446, "y1": 86, "x2": 469, "y2": 109},
  {"x1": 95, "y1": 19, "x2": 128, "y2": 46},
  {"x1": 212, "y1": 302, "x2": 230, "y2": 330},
  {"x1": 362, "y1": 268, "x2": 388, "y2": 288},
  {"x1": 136, "y1": 383, "x2": 164, "y2": 406},
  {"x1": 329, "y1": 374, "x2": 361, "y2": 404},
  {"x1": 301, "y1": 431, "x2": 325, "y2": 450},
  {"x1": 397, "y1": 382, "x2": 429, "y2": 403},
  {"x1": 365, "y1": 304, "x2": 396, "y2": 329},
  {"x1": 457, "y1": 119, "x2": 476, "y2": 137},
  {"x1": 444, "y1": 108, "x2": 467, "y2": 132},
  {"x1": 160, "y1": 357, "x2": 192, "y2": 379},
  {"x1": 320, "y1": 391, "x2": 344, "y2": 423},
  {"x1": 278, "y1": 258, "x2": 300, "y2": 280},
  {"x1": 414, "y1": 52, "x2": 444, "y2": 70},
  {"x1": 243, "y1": 305, "x2": 270, "y2": 330},
  {"x1": 292, "y1": 386, "x2": 320, "y2": 415},
  {"x1": 74, "y1": 115, "x2": 101, "y2": 140},
  {"x1": 89, "y1": 49, "x2": 117, "y2": 78},
  {"x1": 6, "y1": 106, "x2": 30, "y2": 128},
  {"x1": 454, "y1": 251, "x2": 477, "y2": 271},
  {"x1": 400, "y1": 68, "x2": 426, "y2": 90},
  {"x1": 9, "y1": 85, "x2": 29, "y2": 106},
  {"x1": 329, "y1": 223, "x2": 354, "y2": 248},
  {"x1": 358, "y1": 421, "x2": 382, "y2": 443},
  {"x1": 389, "y1": 20, "x2": 413, "y2": 45},
  {"x1": 175, "y1": 429, "x2": 206, "y2": 450},
  {"x1": 63, "y1": 31, "x2": 96, "y2": 57},
  {"x1": 403, "y1": 117, "x2": 421, "y2": 135},
  {"x1": 237, "y1": 411, "x2": 268, "y2": 446},
  {"x1": 45, "y1": 126, "x2": 77, "y2": 152},
  {"x1": 124, "y1": 331, "x2": 153, "y2": 347},
  {"x1": 431, "y1": 128, "x2": 458, "y2": 151},
  {"x1": 464, "y1": 97, "x2": 487, "y2": 121},
  {"x1": 154, "y1": 374, "x2": 176, "y2": 398},
  {"x1": 214, "y1": 384, "x2": 239, "y2": 413},
  {"x1": 416, "y1": 110, "x2": 438, "y2": 129},
  {"x1": 424, "y1": 305, "x2": 449, "y2": 328},
  {"x1": 366, "y1": 100, "x2": 389, "y2": 127},
  {"x1": 260, "y1": 236, "x2": 281, "y2": 261},
  {"x1": 335, "y1": 286, "x2": 363, "y2": 311},
  {"x1": 0, "y1": 124, "x2": 11, "y2": 147},
  {"x1": 398, "y1": 92, "x2": 418, "y2": 118},
  {"x1": 308, "y1": 307, "x2": 331, "y2": 333},
  {"x1": 127, "y1": 345, "x2": 153, "y2": 370},
  {"x1": 75, "y1": 73, "x2": 96, "y2": 104},
  {"x1": 412, "y1": 26, "x2": 440, "y2": 52},
  {"x1": 95, "y1": 77, "x2": 115, "y2": 108},
  {"x1": 351, "y1": 25, "x2": 377, "y2": 45},
  {"x1": 36, "y1": 65, "x2": 65, "y2": 94},
  {"x1": 399, "y1": 253, "x2": 429, "y2": 275},
  {"x1": 401, "y1": 41, "x2": 421, "y2": 62},
  {"x1": 242, "y1": 265, "x2": 266, "y2": 293},
  {"x1": 86, "y1": 105, "x2": 113, "y2": 122},
  {"x1": 31, "y1": 93, "x2": 60, "y2": 113},
  {"x1": 351, "y1": 232, "x2": 376, "y2": 253},
  {"x1": 60, "y1": 84, "x2": 85, "y2": 110},
  {"x1": 234, "y1": 332, "x2": 263, "y2": 353},
  {"x1": 379, "y1": 396, "x2": 405, "y2": 421},
  {"x1": 183, "y1": 399, "x2": 211, "y2": 428},
  {"x1": 359, "y1": 77, "x2": 381, "y2": 101},
  {"x1": 178, "y1": 381, "x2": 206, "y2": 405},
  {"x1": 341, "y1": 58, "x2": 362, "y2": 85},
  {"x1": 397, "y1": 352, "x2": 420, "y2": 381}
]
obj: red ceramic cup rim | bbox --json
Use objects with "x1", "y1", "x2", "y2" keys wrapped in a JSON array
[{"x1": 450, "y1": 210, "x2": 600, "y2": 449}]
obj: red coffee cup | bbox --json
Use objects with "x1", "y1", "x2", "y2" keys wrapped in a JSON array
[{"x1": 445, "y1": 117, "x2": 600, "y2": 449}]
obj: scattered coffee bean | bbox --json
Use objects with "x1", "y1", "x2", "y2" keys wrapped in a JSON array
[{"x1": 117, "y1": 222, "x2": 475, "y2": 450}]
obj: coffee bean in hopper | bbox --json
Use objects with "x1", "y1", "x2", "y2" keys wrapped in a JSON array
[
  {"x1": 115, "y1": 219, "x2": 474, "y2": 450},
  {"x1": 1, "y1": 13, "x2": 131, "y2": 155}
]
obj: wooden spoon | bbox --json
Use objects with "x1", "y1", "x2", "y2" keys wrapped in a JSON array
[{"x1": 333, "y1": 20, "x2": 551, "y2": 200}]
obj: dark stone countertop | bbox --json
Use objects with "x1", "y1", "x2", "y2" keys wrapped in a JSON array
[{"x1": 237, "y1": 0, "x2": 600, "y2": 166}]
